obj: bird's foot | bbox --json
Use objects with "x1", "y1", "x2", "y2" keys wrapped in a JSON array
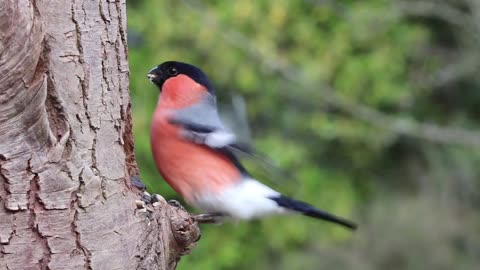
[
  {"x1": 135, "y1": 193, "x2": 167, "y2": 222},
  {"x1": 136, "y1": 192, "x2": 165, "y2": 208},
  {"x1": 151, "y1": 194, "x2": 164, "y2": 204},
  {"x1": 141, "y1": 191, "x2": 152, "y2": 204},
  {"x1": 192, "y1": 212, "x2": 226, "y2": 224},
  {"x1": 135, "y1": 195, "x2": 153, "y2": 213}
]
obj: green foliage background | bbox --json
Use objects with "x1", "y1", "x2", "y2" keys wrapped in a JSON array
[{"x1": 127, "y1": 1, "x2": 480, "y2": 269}]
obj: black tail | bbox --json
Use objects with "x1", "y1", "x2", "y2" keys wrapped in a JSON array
[{"x1": 270, "y1": 195, "x2": 357, "y2": 230}]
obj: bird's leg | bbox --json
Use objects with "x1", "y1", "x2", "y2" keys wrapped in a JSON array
[
  {"x1": 131, "y1": 175, "x2": 155, "y2": 206},
  {"x1": 132, "y1": 176, "x2": 224, "y2": 224},
  {"x1": 131, "y1": 175, "x2": 153, "y2": 216},
  {"x1": 131, "y1": 175, "x2": 168, "y2": 206},
  {"x1": 192, "y1": 212, "x2": 226, "y2": 224},
  {"x1": 132, "y1": 175, "x2": 164, "y2": 218}
]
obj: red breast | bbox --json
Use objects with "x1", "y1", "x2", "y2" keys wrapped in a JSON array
[
  {"x1": 150, "y1": 75, "x2": 241, "y2": 203},
  {"x1": 156, "y1": 74, "x2": 207, "y2": 109}
]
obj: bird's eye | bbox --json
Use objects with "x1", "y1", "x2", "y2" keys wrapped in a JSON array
[{"x1": 167, "y1": 67, "x2": 178, "y2": 76}]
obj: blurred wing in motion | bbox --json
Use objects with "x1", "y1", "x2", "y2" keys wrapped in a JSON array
[
  {"x1": 170, "y1": 95, "x2": 297, "y2": 187},
  {"x1": 219, "y1": 95, "x2": 298, "y2": 187}
]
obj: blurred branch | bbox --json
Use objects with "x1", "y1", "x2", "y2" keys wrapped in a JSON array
[
  {"x1": 420, "y1": 55, "x2": 480, "y2": 88},
  {"x1": 394, "y1": 1, "x2": 474, "y2": 29},
  {"x1": 182, "y1": 0, "x2": 480, "y2": 147},
  {"x1": 395, "y1": 0, "x2": 480, "y2": 87},
  {"x1": 394, "y1": 0, "x2": 480, "y2": 47}
]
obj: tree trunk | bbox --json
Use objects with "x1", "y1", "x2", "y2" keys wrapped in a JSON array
[{"x1": 0, "y1": 1, "x2": 200, "y2": 269}]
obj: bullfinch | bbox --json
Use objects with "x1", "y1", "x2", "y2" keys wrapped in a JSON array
[{"x1": 146, "y1": 61, "x2": 357, "y2": 230}]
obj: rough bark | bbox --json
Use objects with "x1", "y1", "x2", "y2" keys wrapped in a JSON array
[{"x1": 0, "y1": 1, "x2": 200, "y2": 269}]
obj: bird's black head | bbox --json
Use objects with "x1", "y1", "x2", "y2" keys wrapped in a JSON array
[{"x1": 147, "y1": 61, "x2": 213, "y2": 92}]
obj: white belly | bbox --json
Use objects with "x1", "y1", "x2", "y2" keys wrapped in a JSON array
[{"x1": 192, "y1": 179, "x2": 286, "y2": 220}]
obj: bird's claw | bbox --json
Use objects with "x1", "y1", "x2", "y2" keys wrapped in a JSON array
[
  {"x1": 168, "y1": 199, "x2": 184, "y2": 209},
  {"x1": 141, "y1": 191, "x2": 152, "y2": 204},
  {"x1": 137, "y1": 191, "x2": 166, "y2": 208},
  {"x1": 151, "y1": 194, "x2": 164, "y2": 204},
  {"x1": 131, "y1": 175, "x2": 147, "y2": 191},
  {"x1": 135, "y1": 198, "x2": 154, "y2": 215},
  {"x1": 135, "y1": 188, "x2": 165, "y2": 218}
]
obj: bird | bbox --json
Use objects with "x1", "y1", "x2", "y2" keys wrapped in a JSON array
[{"x1": 146, "y1": 61, "x2": 357, "y2": 230}]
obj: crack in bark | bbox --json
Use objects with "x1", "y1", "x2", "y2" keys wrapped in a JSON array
[
  {"x1": 71, "y1": 2, "x2": 95, "y2": 268},
  {"x1": 114, "y1": 1, "x2": 129, "y2": 64},
  {"x1": 26, "y1": 158, "x2": 51, "y2": 269},
  {"x1": 70, "y1": 193, "x2": 90, "y2": 270},
  {"x1": 72, "y1": 0, "x2": 102, "y2": 199},
  {"x1": 72, "y1": 1, "x2": 103, "y2": 180},
  {"x1": 98, "y1": 1, "x2": 110, "y2": 24},
  {"x1": 71, "y1": 0, "x2": 94, "y2": 131},
  {"x1": 73, "y1": 167, "x2": 90, "y2": 269},
  {"x1": 100, "y1": 42, "x2": 110, "y2": 113}
]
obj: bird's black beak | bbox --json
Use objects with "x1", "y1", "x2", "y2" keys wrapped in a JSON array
[
  {"x1": 147, "y1": 67, "x2": 165, "y2": 88},
  {"x1": 147, "y1": 73, "x2": 156, "y2": 83}
]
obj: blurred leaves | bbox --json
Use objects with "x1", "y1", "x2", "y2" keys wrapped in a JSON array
[{"x1": 127, "y1": 0, "x2": 480, "y2": 269}]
